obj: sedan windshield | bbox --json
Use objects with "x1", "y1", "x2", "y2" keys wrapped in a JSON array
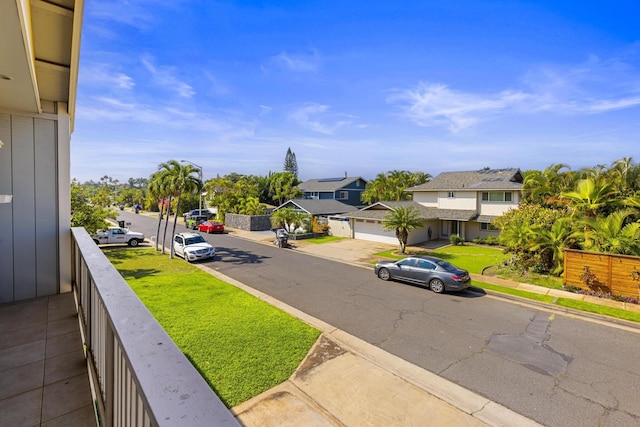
[{"x1": 186, "y1": 236, "x2": 206, "y2": 245}]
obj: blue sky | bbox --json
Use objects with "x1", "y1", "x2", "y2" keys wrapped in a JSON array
[{"x1": 71, "y1": 0, "x2": 640, "y2": 183}]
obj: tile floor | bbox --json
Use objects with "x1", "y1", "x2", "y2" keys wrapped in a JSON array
[{"x1": 0, "y1": 293, "x2": 96, "y2": 427}]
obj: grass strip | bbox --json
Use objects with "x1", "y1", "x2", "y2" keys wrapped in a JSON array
[
  {"x1": 555, "y1": 298, "x2": 640, "y2": 323},
  {"x1": 104, "y1": 248, "x2": 320, "y2": 408},
  {"x1": 472, "y1": 281, "x2": 556, "y2": 303}
]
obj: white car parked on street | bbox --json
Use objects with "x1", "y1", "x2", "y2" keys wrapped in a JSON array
[{"x1": 173, "y1": 232, "x2": 215, "y2": 262}]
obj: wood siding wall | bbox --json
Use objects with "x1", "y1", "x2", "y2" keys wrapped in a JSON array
[
  {"x1": 564, "y1": 249, "x2": 640, "y2": 298},
  {"x1": 0, "y1": 112, "x2": 60, "y2": 302}
]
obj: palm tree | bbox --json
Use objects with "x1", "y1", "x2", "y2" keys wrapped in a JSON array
[
  {"x1": 361, "y1": 171, "x2": 430, "y2": 204},
  {"x1": 158, "y1": 161, "x2": 202, "y2": 259},
  {"x1": 529, "y1": 218, "x2": 578, "y2": 275},
  {"x1": 523, "y1": 163, "x2": 571, "y2": 206},
  {"x1": 560, "y1": 178, "x2": 618, "y2": 218},
  {"x1": 581, "y1": 209, "x2": 640, "y2": 255},
  {"x1": 382, "y1": 206, "x2": 423, "y2": 254},
  {"x1": 147, "y1": 171, "x2": 169, "y2": 252}
]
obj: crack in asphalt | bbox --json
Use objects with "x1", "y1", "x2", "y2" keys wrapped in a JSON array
[{"x1": 486, "y1": 312, "x2": 573, "y2": 377}]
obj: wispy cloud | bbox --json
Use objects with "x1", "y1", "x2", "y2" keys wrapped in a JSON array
[
  {"x1": 141, "y1": 57, "x2": 195, "y2": 98},
  {"x1": 87, "y1": 0, "x2": 183, "y2": 30},
  {"x1": 79, "y1": 63, "x2": 135, "y2": 90},
  {"x1": 288, "y1": 103, "x2": 355, "y2": 134},
  {"x1": 388, "y1": 83, "x2": 528, "y2": 132},
  {"x1": 263, "y1": 50, "x2": 321, "y2": 74},
  {"x1": 390, "y1": 54, "x2": 640, "y2": 132},
  {"x1": 76, "y1": 94, "x2": 250, "y2": 135}
]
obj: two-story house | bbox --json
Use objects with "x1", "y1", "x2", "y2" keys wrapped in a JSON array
[
  {"x1": 298, "y1": 175, "x2": 367, "y2": 207},
  {"x1": 340, "y1": 169, "x2": 523, "y2": 244}
]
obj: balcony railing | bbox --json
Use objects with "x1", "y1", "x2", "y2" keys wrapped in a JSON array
[{"x1": 71, "y1": 227, "x2": 240, "y2": 427}]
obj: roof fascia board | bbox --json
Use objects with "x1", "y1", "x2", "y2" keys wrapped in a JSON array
[{"x1": 16, "y1": 0, "x2": 42, "y2": 112}]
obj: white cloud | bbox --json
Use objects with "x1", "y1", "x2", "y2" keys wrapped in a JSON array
[
  {"x1": 288, "y1": 103, "x2": 354, "y2": 135},
  {"x1": 78, "y1": 63, "x2": 135, "y2": 90},
  {"x1": 141, "y1": 57, "x2": 195, "y2": 99},
  {"x1": 390, "y1": 54, "x2": 640, "y2": 132},
  {"x1": 263, "y1": 50, "x2": 321, "y2": 73},
  {"x1": 388, "y1": 83, "x2": 529, "y2": 132}
]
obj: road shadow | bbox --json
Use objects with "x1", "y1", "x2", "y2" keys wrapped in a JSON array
[
  {"x1": 391, "y1": 281, "x2": 487, "y2": 298},
  {"x1": 213, "y1": 246, "x2": 270, "y2": 265}
]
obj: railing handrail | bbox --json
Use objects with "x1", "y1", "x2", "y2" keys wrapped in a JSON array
[{"x1": 71, "y1": 227, "x2": 239, "y2": 426}]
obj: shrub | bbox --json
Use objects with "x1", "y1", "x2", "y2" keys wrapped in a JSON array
[{"x1": 450, "y1": 234, "x2": 465, "y2": 245}]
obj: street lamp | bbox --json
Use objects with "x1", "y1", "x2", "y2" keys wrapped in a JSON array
[{"x1": 180, "y1": 160, "x2": 203, "y2": 213}]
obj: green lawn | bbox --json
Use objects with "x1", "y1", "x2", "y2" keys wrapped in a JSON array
[
  {"x1": 375, "y1": 244, "x2": 508, "y2": 274},
  {"x1": 304, "y1": 235, "x2": 344, "y2": 244},
  {"x1": 104, "y1": 248, "x2": 320, "y2": 408}
]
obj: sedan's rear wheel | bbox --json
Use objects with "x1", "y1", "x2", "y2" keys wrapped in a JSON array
[
  {"x1": 429, "y1": 278, "x2": 445, "y2": 294},
  {"x1": 378, "y1": 268, "x2": 390, "y2": 281}
]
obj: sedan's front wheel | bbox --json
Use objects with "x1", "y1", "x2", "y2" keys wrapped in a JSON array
[
  {"x1": 377, "y1": 268, "x2": 390, "y2": 281},
  {"x1": 429, "y1": 278, "x2": 445, "y2": 294}
]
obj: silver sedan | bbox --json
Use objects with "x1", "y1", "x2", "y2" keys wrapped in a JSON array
[{"x1": 374, "y1": 256, "x2": 471, "y2": 293}]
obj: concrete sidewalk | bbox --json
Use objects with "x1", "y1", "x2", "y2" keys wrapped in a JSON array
[{"x1": 204, "y1": 228, "x2": 545, "y2": 427}]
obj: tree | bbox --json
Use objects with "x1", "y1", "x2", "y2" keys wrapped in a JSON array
[
  {"x1": 157, "y1": 160, "x2": 202, "y2": 259},
  {"x1": 581, "y1": 209, "x2": 640, "y2": 255},
  {"x1": 70, "y1": 180, "x2": 116, "y2": 234},
  {"x1": 270, "y1": 207, "x2": 310, "y2": 232},
  {"x1": 361, "y1": 170, "x2": 430, "y2": 204},
  {"x1": 382, "y1": 206, "x2": 423, "y2": 254},
  {"x1": 268, "y1": 172, "x2": 301, "y2": 206},
  {"x1": 147, "y1": 171, "x2": 169, "y2": 251},
  {"x1": 529, "y1": 218, "x2": 578, "y2": 275},
  {"x1": 560, "y1": 178, "x2": 618, "y2": 218},
  {"x1": 283, "y1": 147, "x2": 298, "y2": 178}
]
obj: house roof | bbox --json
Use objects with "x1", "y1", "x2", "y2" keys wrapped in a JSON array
[
  {"x1": 341, "y1": 201, "x2": 476, "y2": 221},
  {"x1": 276, "y1": 199, "x2": 353, "y2": 215},
  {"x1": 1, "y1": 0, "x2": 84, "y2": 129},
  {"x1": 298, "y1": 176, "x2": 367, "y2": 192},
  {"x1": 407, "y1": 168, "x2": 524, "y2": 192}
]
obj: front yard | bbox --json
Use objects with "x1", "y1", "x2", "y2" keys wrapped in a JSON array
[{"x1": 104, "y1": 248, "x2": 320, "y2": 408}]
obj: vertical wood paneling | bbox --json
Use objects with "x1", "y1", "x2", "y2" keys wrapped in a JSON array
[
  {"x1": 0, "y1": 113, "x2": 14, "y2": 303},
  {"x1": 34, "y1": 118, "x2": 59, "y2": 296},
  {"x1": 564, "y1": 249, "x2": 640, "y2": 298},
  {"x1": 11, "y1": 116, "x2": 37, "y2": 300}
]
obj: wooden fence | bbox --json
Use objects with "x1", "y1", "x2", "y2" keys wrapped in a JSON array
[{"x1": 564, "y1": 249, "x2": 640, "y2": 298}]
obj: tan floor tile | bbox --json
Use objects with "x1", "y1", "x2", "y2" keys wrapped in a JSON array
[
  {"x1": 44, "y1": 351, "x2": 87, "y2": 386},
  {"x1": 46, "y1": 331, "x2": 82, "y2": 359},
  {"x1": 41, "y1": 373, "x2": 93, "y2": 423},
  {"x1": 0, "y1": 340, "x2": 45, "y2": 371},
  {"x1": 41, "y1": 404, "x2": 97, "y2": 427},
  {"x1": 0, "y1": 360, "x2": 44, "y2": 401},
  {"x1": 0, "y1": 388, "x2": 42, "y2": 427}
]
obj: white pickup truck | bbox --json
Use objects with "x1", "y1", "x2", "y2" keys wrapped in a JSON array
[{"x1": 92, "y1": 227, "x2": 145, "y2": 246}]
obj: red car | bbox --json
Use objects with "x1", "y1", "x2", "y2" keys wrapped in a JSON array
[{"x1": 197, "y1": 220, "x2": 224, "y2": 234}]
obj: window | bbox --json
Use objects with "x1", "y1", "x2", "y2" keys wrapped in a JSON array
[
  {"x1": 480, "y1": 223, "x2": 499, "y2": 231},
  {"x1": 447, "y1": 192, "x2": 455, "y2": 198},
  {"x1": 481, "y1": 191, "x2": 512, "y2": 202},
  {"x1": 338, "y1": 191, "x2": 348, "y2": 199},
  {"x1": 416, "y1": 259, "x2": 436, "y2": 270}
]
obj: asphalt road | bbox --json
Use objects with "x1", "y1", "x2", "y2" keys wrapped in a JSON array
[{"x1": 118, "y1": 211, "x2": 640, "y2": 427}]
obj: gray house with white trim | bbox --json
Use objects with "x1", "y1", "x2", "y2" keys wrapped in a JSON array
[{"x1": 339, "y1": 169, "x2": 523, "y2": 244}]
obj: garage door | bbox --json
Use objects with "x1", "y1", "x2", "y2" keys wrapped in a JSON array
[{"x1": 353, "y1": 220, "x2": 397, "y2": 244}]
